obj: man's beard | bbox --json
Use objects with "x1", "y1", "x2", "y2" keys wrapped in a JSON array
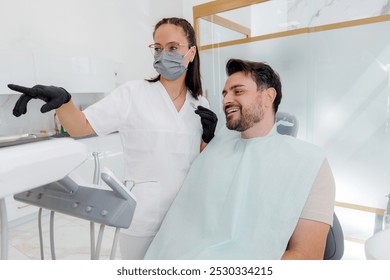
[{"x1": 226, "y1": 100, "x2": 264, "y2": 132}]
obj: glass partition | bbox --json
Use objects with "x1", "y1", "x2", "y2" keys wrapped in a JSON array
[
  {"x1": 195, "y1": 0, "x2": 390, "y2": 48},
  {"x1": 194, "y1": 0, "x2": 390, "y2": 217},
  {"x1": 197, "y1": 0, "x2": 303, "y2": 46}
]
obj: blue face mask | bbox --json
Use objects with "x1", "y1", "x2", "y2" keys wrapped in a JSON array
[{"x1": 153, "y1": 50, "x2": 190, "y2": 81}]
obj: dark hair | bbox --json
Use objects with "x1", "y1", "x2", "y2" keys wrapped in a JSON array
[
  {"x1": 146, "y1": 17, "x2": 202, "y2": 99},
  {"x1": 225, "y1": 58, "x2": 282, "y2": 113}
]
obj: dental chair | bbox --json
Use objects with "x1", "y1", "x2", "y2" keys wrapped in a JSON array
[{"x1": 275, "y1": 112, "x2": 344, "y2": 260}]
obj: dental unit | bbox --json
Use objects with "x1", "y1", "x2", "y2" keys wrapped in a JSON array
[{"x1": 1, "y1": 135, "x2": 136, "y2": 260}]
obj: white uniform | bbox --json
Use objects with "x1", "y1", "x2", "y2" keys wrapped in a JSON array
[{"x1": 83, "y1": 80, "x2": 209, "y2": 258}]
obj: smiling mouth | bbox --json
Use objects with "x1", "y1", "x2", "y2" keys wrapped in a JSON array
[{"x1": 225, "y1": 107, "x2": 240, "y2": 116}]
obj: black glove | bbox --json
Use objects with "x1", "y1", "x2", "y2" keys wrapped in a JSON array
[
  {"x1": 8, "y1": 84, "x2": 71, "y2": 117},
  {"x1": 195, "y1": 105, "x2": 218, "y2": 143}
]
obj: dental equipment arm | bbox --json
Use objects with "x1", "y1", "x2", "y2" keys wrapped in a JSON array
[
  {"x1": 14, "y1": 168, "x2": 137, "y2": 229},
  {"x1": 101, "y1": 168, "x2": 135, "y2": 201}
]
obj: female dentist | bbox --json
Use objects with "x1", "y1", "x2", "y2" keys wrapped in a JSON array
[{"x1": 8, "y1": 17, "x2": 217, "y2": 259}]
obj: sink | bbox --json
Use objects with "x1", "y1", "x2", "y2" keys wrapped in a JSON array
[
  {"x1": 0, "y1": 133, "x2": 50, "y2": 148},
  {"x1": 365, "y1": 228, "x2": 390, "y2": 259}
]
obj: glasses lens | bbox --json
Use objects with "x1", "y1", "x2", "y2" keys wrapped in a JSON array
[
  {"x1": 148, "y1": 44, "x2": 162, "y2": 56},
  {"x1": 165, "y1": 42, "x2": 181, "y2": 54},
  {"x1": 148, "y1": 43, "x2": 185, "y2": 56}
]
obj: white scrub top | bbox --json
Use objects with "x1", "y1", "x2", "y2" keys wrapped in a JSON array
[{"x1": 83, "y1": 80, "x2": 209, "y2": 236}]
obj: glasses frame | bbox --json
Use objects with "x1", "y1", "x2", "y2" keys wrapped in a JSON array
[{"x1": 148, "y1": 42, "x2": 189, "y2": 57}]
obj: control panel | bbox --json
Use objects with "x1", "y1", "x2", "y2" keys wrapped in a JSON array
[{"x1": 14, "y1": 168, "x2": 137, "y2": 229}]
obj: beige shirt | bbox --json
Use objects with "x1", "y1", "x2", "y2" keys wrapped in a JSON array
[{"x1": 300, "y1": 159, "x2": 336, "y2": 226}]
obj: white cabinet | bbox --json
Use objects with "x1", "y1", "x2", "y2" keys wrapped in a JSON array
[
  {"x1": 33, "y1": 51, "x2": 116, "y2": 94},
  {"x1": 1, "y1": 49, "x2": 116, "y2": 95},
  {"x1": 0, "y1": 49, "x2": 36, "y2": 94}
]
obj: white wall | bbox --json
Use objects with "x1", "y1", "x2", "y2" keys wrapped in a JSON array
[
  {"x1": 182, "y1": 0, "x2": 213, "y2": 25},
  {"x1": 0, "y1": 0, "x2": 185, "y2": 82},
  {"x1": 0, "y1": 0, "x2": 189, "y2": 135}
]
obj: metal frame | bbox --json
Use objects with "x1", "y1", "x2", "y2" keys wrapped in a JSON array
[{"x1": 193, "y1": 0, "x2": 390, "y2": 51}]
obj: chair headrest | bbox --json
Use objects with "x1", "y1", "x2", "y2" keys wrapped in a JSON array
[{"x1": 275, "y1": 112, "x2": 299, "y2": 137}]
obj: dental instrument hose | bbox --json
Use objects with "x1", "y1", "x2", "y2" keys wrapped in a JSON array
[
  {"x1": 38, "y1": 208, "x2": 44, "y2": 259},
  {"x1": 50, "y1": 211, "x2": 56, "y2": 259},
  {"x1": 110, "y1": 228, "x2": 121, "y2": 260},
  {"x1": 0, "y1": 198, "x2": 8, "y2": 260},
  {"x1": 37, "y1": 208, "x2": 57, "y2": 259},
  {"x1": 94, "y1": 224, "x2": 105, "y2": 260},
  {"x1": 91, "y1": 152, "x2": 100, "y2": 259}
]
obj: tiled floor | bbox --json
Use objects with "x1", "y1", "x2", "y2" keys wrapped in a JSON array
[
  {"x1": 7, "y1": 210, "x2": 122, "y2": 260},
  {"x1": 5, "y1": 210, "x2": 366, "y2": 260}
]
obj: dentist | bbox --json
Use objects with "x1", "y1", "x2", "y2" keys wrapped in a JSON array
[{"x1": 8, "y1": 17, "x2": 218, "y2": 259}]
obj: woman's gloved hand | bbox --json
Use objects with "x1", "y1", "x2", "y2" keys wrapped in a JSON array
[
  {"x1": 195, "y1": 105, "x2": 218, "y2": 143},
  {"x1": 8, "y1": 84, "x2": 71, "y2": 117}
]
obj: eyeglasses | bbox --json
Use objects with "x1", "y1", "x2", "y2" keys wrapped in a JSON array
[{"x1": 148, "y1": 42, "x2": 188, "y2": 57}]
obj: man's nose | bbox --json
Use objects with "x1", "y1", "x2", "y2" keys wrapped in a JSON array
[{"x1": 223, "y1": 91, "x2": 235, "y2": 105}]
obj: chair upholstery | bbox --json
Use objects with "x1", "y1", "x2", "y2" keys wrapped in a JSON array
[
  {"x1": 275, "y1": 112, "x2": 344, "y2": 260},
  {"x1": 323, "y1": 213, "x2": 344, "y2": 260}
]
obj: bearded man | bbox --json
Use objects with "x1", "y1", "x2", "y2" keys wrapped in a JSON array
[{"x1": 145, "y1": 58, "x2": 335, "y2": 260}]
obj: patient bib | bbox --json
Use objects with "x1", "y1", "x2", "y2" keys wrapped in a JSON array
[{"x1": 145, "y1": 125, "x2": 325, "y2": 259}]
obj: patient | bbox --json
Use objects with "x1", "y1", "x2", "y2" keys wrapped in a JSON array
[{"x1": 144, "y1": 58, "x2": 335, "y2": 260}]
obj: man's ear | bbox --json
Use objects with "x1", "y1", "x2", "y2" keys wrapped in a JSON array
[{"x1": 264, "y1": 87, "x2": 277, "y2": 109}]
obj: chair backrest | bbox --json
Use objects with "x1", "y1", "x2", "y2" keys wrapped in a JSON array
[{"x1": 275, "y1": 112, "x2": 344, "y2": 260}]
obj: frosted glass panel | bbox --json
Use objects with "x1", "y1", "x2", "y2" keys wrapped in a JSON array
[
  {"x1": 309, "y1": 21, "x2": 390, "y2": 208},
  {"x1": 197, "y1": 0, "x2": 390, "y2": 47},
  {"x1": 198, "y1": 0, "x2": 295, "y2": 46},
  {"x1": 198, "y1": 17, "x2": 247, "y2": 46},
  {"x1": 201, "y1": 33, "x2": 311, "y2": 139},
  {"x1": 200, "y1": 20, "x2": 390, "y2": 209}
]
